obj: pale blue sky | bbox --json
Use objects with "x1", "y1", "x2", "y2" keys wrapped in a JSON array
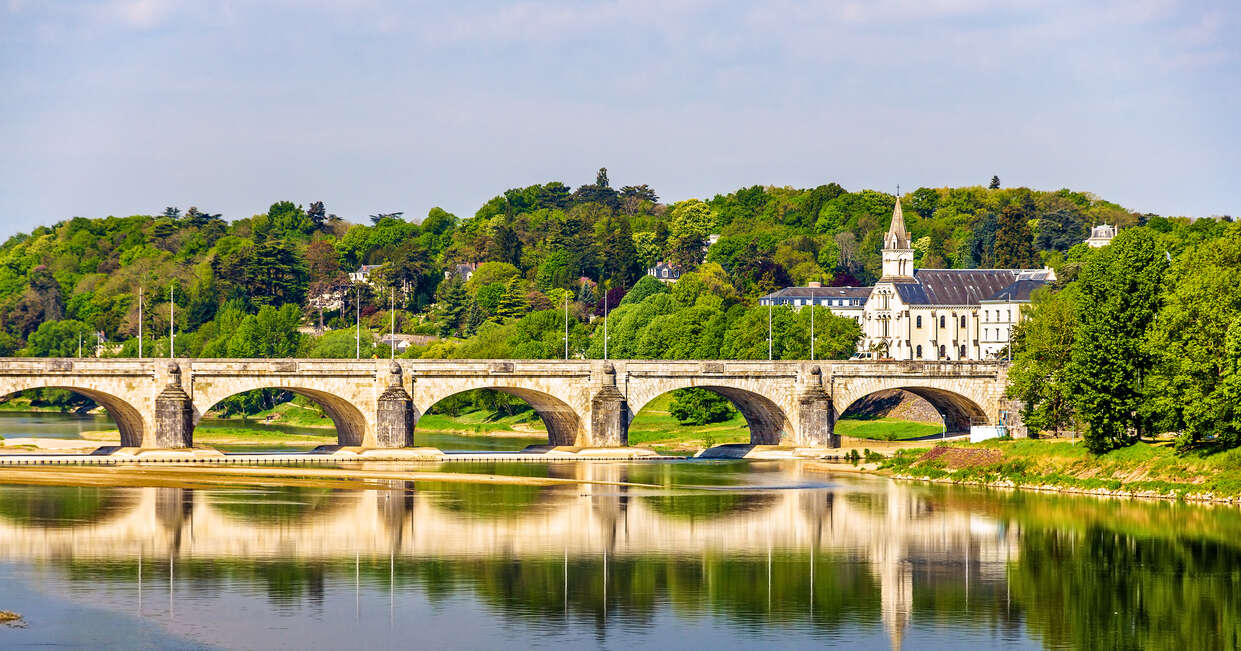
[{"x1": 2, "y1": 0, "x2": 1237, "y2": 237}]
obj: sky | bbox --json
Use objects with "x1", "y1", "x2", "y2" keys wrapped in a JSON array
[{"x1": 1, "y1": 0, "x2": 1238, "y2": 237}]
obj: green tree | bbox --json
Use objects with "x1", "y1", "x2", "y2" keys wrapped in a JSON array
[
  {"x1": 495, "y1": 277, "x2": 530, "y2": 321},
  {"x1": 994, "y1": 204, "x2": 1038, "y2": 268},
  {"x1": 669, "y1": 388, "x2": 734, "y2": 425},
  {"x1": 665, "y1": 200, "x2": 715, "y2": 270},
  {"x1": 1007, "y1": 286, "x2": 1079, "y2": 435},
  {"x1": 22, "y1": 319, "x2": 94, "y2": 357},
  {"x1": 1066, "y1": 229, "x2": 1168, "y2": 453},
  {"x1": 1146, "y1": 227, "x2": 1241, "y2": 448}
]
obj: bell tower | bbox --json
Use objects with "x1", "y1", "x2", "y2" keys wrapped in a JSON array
[{"x1": 882, "y1": 196, "x2": 915, "y2": 279}]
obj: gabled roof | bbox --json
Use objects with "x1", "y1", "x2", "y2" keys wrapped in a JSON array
[
  {"x1": 982, "y1": 278, "x2": 1046, "y2": 303},
  {"x1": 761, "y1": 286, "x2": 873, "y2": 300},
  {"x1": 893, "y1": 269, "x2": 1026, "y2": 306}
]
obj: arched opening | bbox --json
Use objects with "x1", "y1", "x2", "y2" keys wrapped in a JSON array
[
  {"x1": 0, "y1": 387, "x2": 144, "y2": 447},
  {"x1": 197, "y1": 388, "x2": 368, "y2": 450},
  {"x1": 415, "y1": 388, "x2": 580, "y2": 450},
  {"x1": 837, "y1": 387, "x2": 988, "y2": 441},
  {"x1": 627, "y1": 386, "x2": 793, "y2": 452}
]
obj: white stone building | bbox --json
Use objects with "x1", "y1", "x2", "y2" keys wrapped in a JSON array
[
  {"x1": 858, "y1": 199, "x2": 1054, "y2": 360},
  {"x1": 757, "y1": 282, "x2": 871, "y2": 324},
  {"x1": 1085, "y1": 223, "x2": 1117, "y2": 247}
]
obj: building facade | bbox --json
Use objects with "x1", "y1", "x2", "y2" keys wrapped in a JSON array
[
  {"x1": 858, "y1": 199, "x2": 1054, "y2": 360},
  {"x1": 1084, "y1": 223, "x2": 1117, "y2": 247},
  {"x1": 757, "y1": 283, "x2": 871, "y2": 323}
]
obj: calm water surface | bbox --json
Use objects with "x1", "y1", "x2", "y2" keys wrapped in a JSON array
[{"x1": 0, "y1": 419, "x2": 1239, "y2": 650}]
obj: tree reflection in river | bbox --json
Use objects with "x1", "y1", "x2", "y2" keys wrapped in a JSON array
[{"x1": 0, "y1": 462, "x2": 1238, "y2": 649}]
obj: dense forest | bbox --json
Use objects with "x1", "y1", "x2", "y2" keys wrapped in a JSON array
[{"x1": 1, "y1": 167, "x2": 1231, "y2": 431}]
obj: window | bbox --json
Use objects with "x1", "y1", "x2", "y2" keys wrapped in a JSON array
[
  {"x1": 960, "y1": 315, "x2": 966, "y2": 328},
  {"x1": 938, "y1": 345, "x2": 946, "y2": 359},
  {"x1": 916, "y1": 345, "x2": 923, "y2": 358},
  {"x1": 939, "y1": 316, "x2": 945, "y2": 328},
  {"x1": 960, "y1": 344, "x2": 967, "y2": 358},
  {"x1": 1007, "y1": 309, "x2": 1012, "y2": 321},
  {"x1": 916, "y1": 315, "x2": 922, "y2": 328}
]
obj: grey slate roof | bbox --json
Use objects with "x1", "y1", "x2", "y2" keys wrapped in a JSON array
[
  {"x1": 982, "y1": 279, "x2": 1045, "y2": 303},
  {"x1": 893, "y1": 269, "x2": 1046, "y2": 306},
  {"x1": 762, "y1": 286, "x2": 873, "y2": 300}
]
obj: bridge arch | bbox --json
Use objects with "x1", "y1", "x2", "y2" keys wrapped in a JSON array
[
  {"x1": 833, "y1": 384, "x2": 990, "y2": 433},
  {"x1": 624, "y1": 382, "x2": 797, "y2": 446},
  {"x1": 0, "y1": 384, "x2": 146, "y2": 447},
  {"x1": 192, "y1": 387, "x2": 369, "y2": 446},
  {"x1": 414, "y1": 387, "x2": 585, "y2": 446}
]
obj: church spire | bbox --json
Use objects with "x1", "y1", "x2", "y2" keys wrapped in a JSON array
[{"x1": 885, "y1": 196, "x2": 910, "y2": 250}]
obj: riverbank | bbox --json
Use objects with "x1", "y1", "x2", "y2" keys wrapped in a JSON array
[{"x1": 871, "y1": 438, "x2": 1241, "y2": 503}]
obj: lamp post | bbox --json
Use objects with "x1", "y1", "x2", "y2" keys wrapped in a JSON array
[
  {"x1": 169, "y1": 284, "x2": 174, "y2": 359},
  {"x1": 389, "y1": 289, "x2": 395, "y2": 360},
  {"x1": 603, "y1": 286, "x2": 609, "y2": 360},
  {"x1": 355, "y1": 284, "x2": 361, "y2": 360},
  {"x1": 767, "y1": 304, "x2": 773, "y2": 361},
  {"x1": 810, "y1": 301, "x2": 816, "y2": 362},
  {"x1": 138, "y1": 286, "x2": 143, "y2": 359},
  {"x1": 563, "y1": 294, "x2": 569, "y2": 360}
]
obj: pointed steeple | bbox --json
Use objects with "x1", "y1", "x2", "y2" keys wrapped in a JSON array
[{"x1": 885, "y1": 198, "x2": 910, "y2": 250}]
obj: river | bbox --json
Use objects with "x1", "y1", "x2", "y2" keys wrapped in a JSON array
[{"x1": 0, "y1": 414, "x2": 1237, "y2": 649}]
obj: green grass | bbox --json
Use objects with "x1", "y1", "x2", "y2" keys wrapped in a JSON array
[
  {"x1": 626, "y1": 394, "x2": 750, "y2": 449},
  {"x1": 414, "y1": 409, "x2": 544, "y2": 435},
  {"x1": 880, "y1": 438, "x2": 1241, "y2": 499},
  {"x1": 834, "y1": 418, "x2": 943, "y2": 441}
]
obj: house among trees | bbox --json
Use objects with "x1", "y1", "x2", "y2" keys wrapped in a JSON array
[
  {"x1": 1084, "y1": 223, "x2": 1117, "y2": 247},
  {"x1": 647, "y1": 261, "x2": 681, "y2": 283},
  {"x1": 444, "y1": 262, "x2": 479, "y2": 282},
  {"x1": 859, "y1": 198, "x2": 1055, "y2": 360},
  {"x1": 348, "y1": 264, "x2": 383, "y2": 284},
  {"x1": 758, "y1": 283, "x2": 871, "y2": 323}
]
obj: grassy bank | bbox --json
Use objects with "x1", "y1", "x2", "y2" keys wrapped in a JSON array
[
  {"x1": 879, "y1": 438, "x2": 1241, "y2": 501},
  {"x1": 833, "y1": 418, "x2": 942, "y2": 441}
]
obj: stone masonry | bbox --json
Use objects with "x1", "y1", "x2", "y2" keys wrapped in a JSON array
[{"x1": 0, "y1": 358, "x2": 1011, "y2": 449}]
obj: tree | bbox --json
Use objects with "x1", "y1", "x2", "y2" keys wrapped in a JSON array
[
  {"x1": 669, "y1": 388, "x2": 734, "y2": 425},
  {"x1": 994, "y1": 204, "x2": 1038, "y2": 268},
  {"x1": 22, "y1": 319, "x2": 93, "y2": 357},
  {"x1": 495, "y1": 277, "x2": 530, "y2": 321},
  {"x1": 989, "y1": 176, "x2": 1001, "y2": 190},
  {"x1": 666, "y1": 200, "x2": 715, "y2": 270},
  {"x1": 1066, "y1": 229, "x2": 1168, "y2": 453},
  {"x1": 435, "y1": 279, "x2": 469, "y2": 336},
  {"x1": 600, "y1": 215, "x2": 641, "y2": 288},
  {"x1": 619, "y1": 276, "x2": 669, "y2": 306},
  {"x1": 307, "y1": 201, "x2": 327, "y2": 230},
  {"x1": 1146, "y1": 227, "x2": 1241, "y2": 449},
  {"x1": 1007, "y1": 287, "x2": 1079, "y2": 435}
]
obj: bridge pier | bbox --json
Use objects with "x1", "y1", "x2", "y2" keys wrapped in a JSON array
[
  {"x1": 590, "y1": 363, "x2": 628, "y2": 447},
  {"x1": 153, "y1": 363, "x2": 193, "y2": 448},
  {"x1": 797, "y1": 366, "x2": 839, "y2": 448},
  {"x1": 375, "y1": 362, "x2": 414, "y2": 448}
]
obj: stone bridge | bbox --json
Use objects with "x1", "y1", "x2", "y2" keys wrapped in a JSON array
[{"x1": 0, "y1": 358, "x2": 1012, "y2": 449}]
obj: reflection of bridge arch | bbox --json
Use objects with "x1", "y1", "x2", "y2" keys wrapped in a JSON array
[{"x1": 415, "y1": 386, "x2": 585, "y2": 447}]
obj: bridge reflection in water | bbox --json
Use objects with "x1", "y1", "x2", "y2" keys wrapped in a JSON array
[{"x1": 0, "y1": 464, "x2": 1026, "y2": 650}]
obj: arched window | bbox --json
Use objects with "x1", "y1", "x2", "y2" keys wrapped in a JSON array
[
  {"x1": 939, "y1": 315, "x2": 945, "y2": 328},
  {"x1": 916, "y1": 315, "x2": 922, "y2": 328},
  {"x1": 938, "y1": 345, "x2": 946, "y2": 358},
  {"x1": 960, "y1": 344, "x2": 967, "y2": 358},
  {"x1": 916, "y1": 345, "x2": 923, "y2": 358},
  {"x1": 960, "y1": 315, "x2": 966, "y2": 328}
]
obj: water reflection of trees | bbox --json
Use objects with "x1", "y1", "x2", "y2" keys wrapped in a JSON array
[
  {"x1": 1012, "y1": 526, "x2": 1241, "y2": 650},
  {"x1": 0, "y1": 486, "x2": 138, "y2": 528}
]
